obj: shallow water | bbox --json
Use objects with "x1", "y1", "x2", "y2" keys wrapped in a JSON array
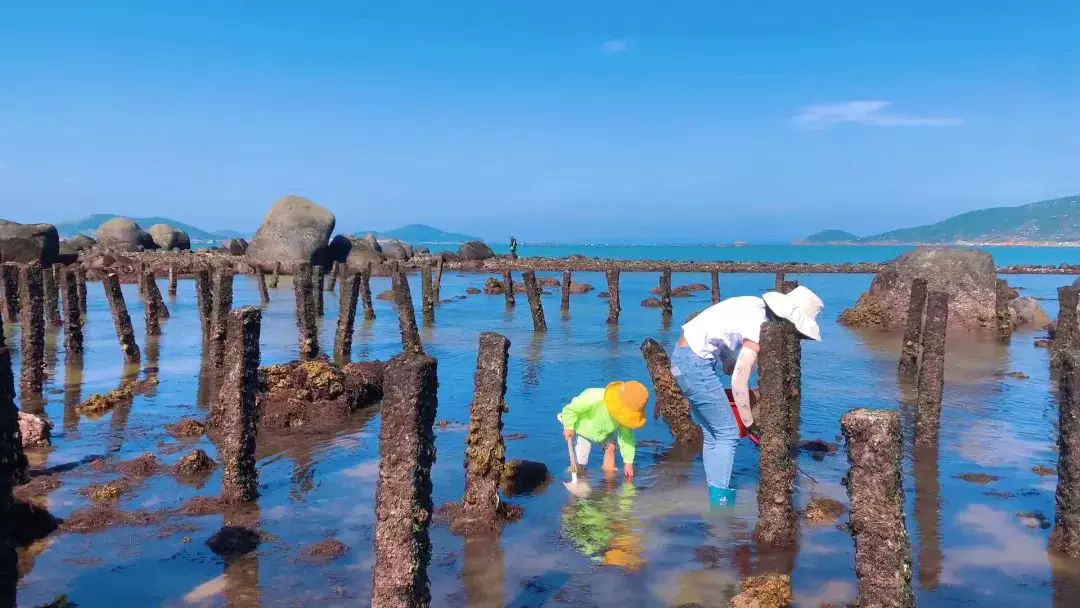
[{"x1": 6, "y1": 262, "x2": 1080, "y2": 607}]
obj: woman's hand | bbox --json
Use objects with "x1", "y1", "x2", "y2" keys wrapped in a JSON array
[
  {"x1": 563, "y1": 428, "x2": 574, "y2": 442},
  {"x1": 624, "y1": 464, "x2": 635, "y2": 480}
]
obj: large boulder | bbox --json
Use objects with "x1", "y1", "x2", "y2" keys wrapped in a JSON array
[
  {"x1": 1011, "y1": 296, "x2": 1051, "y2": 329},
  {"x1": 381, "y1": 239, "x2": 413, "y2": 262},
  {"x1": 839, "y1": 248, "x2": 1000, "y2": 331},
  {"x1": 245, "y1": 195, "x2": 335, "y2": 266},
  {"x1": 96, "y1": 218, "x2": 156, "y2": 252},
  {"x1": 224, "y1": 238, "x2": 248, "y2": 256},
  {"x1": 458, "y1": 240, "x2": 495, "y2": 261},
  {"x1": 335, "y1": 235, "x2": 384, "y2": 269},
  {"x1": 148, "y1": 224, "x2": 191, "y2": 251},
  {"x1": 0, "y1": 220, "x2": 59, "y2": 265},
  {"x1": 57, "y1": 234, "x2": 96, "y2": 264},
  {"x1": 360, "y1": 232, "x2": 382, "y2": 253}
]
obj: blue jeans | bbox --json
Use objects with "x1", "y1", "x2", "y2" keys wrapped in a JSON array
[{"x1": 670, "y1": 345, "x2": 740, "y2": 490}]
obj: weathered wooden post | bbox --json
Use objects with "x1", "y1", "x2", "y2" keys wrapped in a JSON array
[
  {"x1": 294, "y1": 262, "x2": 319, "y2": 360},
  {"x1": 219, "y1": 307, "x2": 261, "y2": 505},
  {"x1": 1054, "y1": 286, "x2": 1080, "y2": 369},
  {"x1": 312, "y1": 266, "x2": 325, "y2": 317},
  {"x1": 0, "y1": 263, "x2": 18, "y2": 321},
  {"x1": 255, "y1": 267, "x2": 270, "y2": 304},
  {"x1": 43, "y1": 265, "x2": 62, "y2": 327},
  {"x1": 641, "y1": 338, "x2": 702, "y2": 445},
  {"x1": 195, "y1": 270, "x2": 213, "y2": 341},
  {"x1": 75, "y1": 266, "x2": 87, "y2": 317},
  {"x1": 168, "y1": 265, "x2": 178, "y2": 296},
  {"x1": 898, "y1": 278, "x2": 928, "y2": 377},
  {"x1": 606, "y1": 268, "x2": 621, "y2": 324},
  {"x1": 502, "y1": 270, "x2": 516, "y2": 307},
  {"x1": 659, "y1": 269, "x2": 673, "y2": 317},
  {"x1": 19, "y1": 264, "x2": 46, "y2": 395},
  {"x1": 450, "y1": 332, "x2": 511, "y2": 535},
  {"x1": 420, "y1": 263, "x2": 435, "y2": 324},
  {"x1": 334, "y1": 271, "x2": 361, "y2": 364},
  {"x1": 61, "y1": 269, "x2": 83, "y2": 357},
  {"x1": 1052, "y1": 348, "x2": 1080, "y2": 557},
  {"x1": 371, "y1": 352, "x2": 438, "y2": 608},
  {"x1": 327, "y1": 261, "x2": 339, "y2": 292},
  {"x1": 561, "y1": 270, "x2": 572, "y2": 313},
  {"x1": 208, "y1": 268, "x2": 234, "y2": 368},
  {"x1": 360, "y1": 263, "x2": 376, "y2": 321},
  {"x1": 841, "y1": 408, "x2": 913, "y2": 607},
  {"x1": 916, "y1": 291, "x2": 948, "y2": 448},
  {"x1": 753, "y1": 321, "x2": 797, "y2": 548},
  {"x1": 0, "y1": 306, "x2": 29, "y2": 489},
  {"x1": 433, "y1": 257, "x2": 444, "y2": 303},
  {"x1": 392, "y1": 265, "x2": 423, "y2": 355},
  {"x1": 710, "y1": 270, "x2": 720, "y2": 304},
  {"x1": 995, "y1": 279, "x2": 1013, "y2": 342},
  {"x1": 102, "y1": 273, "x2": 140, "y2": 365},
  {"x1": 521, "y1": 271, "x2": 547, "y2": 332}
]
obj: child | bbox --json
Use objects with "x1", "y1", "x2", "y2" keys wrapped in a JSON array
[{"x1": 558, "y1": 381, "x2": 648, "y2": 480}]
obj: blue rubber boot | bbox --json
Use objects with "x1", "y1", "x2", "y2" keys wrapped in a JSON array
[{"x1": 708, "y1": 486, "x2": 736, "y2": 508}]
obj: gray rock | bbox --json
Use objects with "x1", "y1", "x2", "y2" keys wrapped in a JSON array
[
  {"x1": 245, "y1": 195, "x2": 336, "y2": 266},
  {"x1": 328, "y1": 234, "x2": 352, "y2": 263},
  {"x1": 58, "y1": 235, "x2": 96, "y2": 263},
  {"x1": 0, "y1": 220, "x2": 60, "y2": 265},
  {"x1": 1011, "y1": 296, "x2": 1051, "y2": 329},
  {"x1": 345, "y1": 236, "x2": 384, "y2": 269},
  {"x1": 458, "y1": 240, "x2": 495, "y2": 261},
  {"x1": 67, "y1": 234, "x2": 97, "y2": 252},
  {"x1": 224, "y1": 238, "x2": 248, "y2": 256},
  {"x1": 839, "y1": 247, "x2": 1001, "y2": 331},
  {"x1": 381, "y1": 239, "x2": 413, "y2": 261},
  {"x1": 361, "y1": 232, "x2": 382, "y2": 253},
  {"x1": 96, "y1": 217, "x2": 156, "y2": 252},
  {"x1": 148, "y1": 224, "x2": 191, "y2": 251}
]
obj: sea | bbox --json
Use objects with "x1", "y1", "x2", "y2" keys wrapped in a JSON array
[{"x1": 9, "y1": 244, "x2": 1080, "y2": 607}]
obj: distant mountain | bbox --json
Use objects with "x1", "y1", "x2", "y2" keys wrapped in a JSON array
[
  {"x1": 55, "y1": 214, "x2": 223, "y2": 242},
  {"x1": 354, "y1": 224, "x2": 480, "y2": 244},
  {"x1": 212, "y1": 229, "x2": 250, "y2": 240},
  {"x1": 799, "y1": 195, "x2": 1080, "y2": 245},
  {"x1": 797, "y1": 229, "x2": 859, "y2": 244}
]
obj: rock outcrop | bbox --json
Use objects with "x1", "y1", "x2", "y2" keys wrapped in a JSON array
[
  {"x1": 224, "y1": 238, "x2": 248, "y2": 256},
  {"x1": 148, "y1": 224, "x2": 191, "y2": 251},
  {"x1": 381, "y1": 239, "x2": 413, "y2": 262},
  {"x1": 341, "y1": 235, "x2": 384, "y2": 269},
  {"x1": 458, "y1": 240, "x2": 495, "y2": 261},
  {"x1": 245, "y1": 195, "x2": 336, "y2": 267},
  {"x1": 256, "y1": 359, "x2": 384, "y2": 430},
  {"x1": 96, "y1": 218, "x2": 156, "y2": 252},
  {"x1": 58, "y1": 234, "x2": 97, "y2": 262},
  {"x1": 0, "y1": 220, "x2": 60, "y2": 265},
  {"x1": 1011, "y1": 296, "x2": 1051, "y2": 329},
  {"x1": 839, "y1": 248, "x2": 1002, "y2": 331}
]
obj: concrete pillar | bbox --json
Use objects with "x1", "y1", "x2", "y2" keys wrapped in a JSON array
[
  {"x1": 521, "y1": 271, "x2": 547, "y2": 332},
  {"x1": 75, "y1": 266, "x2": 87, "y2": 317},
  {"x1": 753, "y1": 321, "x2": 797, "y2": 548},
  {"x1": 61, "y1": 269, "x2": 83, "y2": 357},
  {"x1": 219, "y1": 307, "x2": 261, "y2": 505},
  {"x1": 144, "y1": 268, "x2": 170, "y2": 321},
  {"x1": 433, "y1": 257, "x2": 444, "y2": 303},
  {"x1": 502, "y1": 270, "x2": 516, "y2": 307},
  {"x1": 420, "y1": 263, "x2": 435, "y2": 324},
  {"x1": 327, "y1": 261, "x2": 339, "y2": 292},
  {"x1": 0, "y1": 263, "x2": 18, "y2": 321},
  {"x1": 313, "y1": 266, "x2": 325, "y2": 317},
  {"x1": 255, "y1": 267, "x2": 270, "y2": 304},
  {"x1": 916, "y1": 291, "x2": 948, "y2": 448},
  {"x1": 360, "y1": 263, "x2": 376, "y2": 321},
  {"x1": 897, "y1": 278, "x2": 928, "y2": 377},
  {"x1": 1052, "y1": 348, "x2": 1080, "y2": 557},
  {"x1": 294, "y1": 262, "x2": 319, "y2": 360},
  {"x1": 710, "y1": 270, "x2": 720, "y2": 304},
  {"x1": 774, "y1": 272, "x2": 785, "y2": 292},
  {"x1": 841, "y1": 408, "x2": 913, "y2": 607},
  {"x1": 561, "y1": 270, "x2": 572, "y2": 313},
  {"x1": 778, "y1": 280, "x2": 802, "y2": 446},
  {"x1": 269, "y1": 261, "x2": 280, "y2": 288},
  {"x1": 995, "y1": 278, "x2": 1013, "y2": 341},
  {"x1": 453, "y1": 332, "x2": 510, "y2": 535},
  {"x1": 102, "y1": 273, "x2": 140, "y2": 365},
  {"x1": 19, "y1": 264, "x2": 46, "y2": 394},
  {"x1": 136, "y1": 261, "x2": 148, "y2": 298},
  {"x1": 780, "y1": 280, "x2": 798, "y2": 294},
  {"x1": 371, "y1": 352, "x2": 438, "y2": 608},
  {"x1": 209, "y1": 268, "x2": 234, "y2": 368},
  {"x1": 641, "y1": 338, "x2": 702, "y2": 445},
  {"x1": 168, "y1": 265, "x2": 178, "y2": 296},
  {"x1": 606, "y1": 268, "x2": 621, "y2": 324},
  {"x1": 195, "y1": 270, "x2": 213, "y2": 342},
  {"x1": 659, "y1": 269, "x2": 673, "y2": 317},
  {"x1": 1054, "y1": 286, "x2": 1080, "y2": 369},
  {"x1": 0, "y1": 307, "x2": 29, "y2": 490},
  {"x1": 43, "y1": 264, "x2": 62, "y2": 327},
  {"x1": 392, "y1": 266, "x2": 423, "y2": 355},
  {"x1": 143, "y1": 273, "x2": 162, "y2": 337},
  {"x1": 334, "y1": 271, "x2": 361, "y2": 364}
]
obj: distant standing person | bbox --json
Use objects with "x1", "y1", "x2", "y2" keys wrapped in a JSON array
[
  {"x1": 509, "y1": 236, "x2": 519, "y2": 258},
  {"x1": 669, "y1": 286, "x2": 823, "y2": 507}
]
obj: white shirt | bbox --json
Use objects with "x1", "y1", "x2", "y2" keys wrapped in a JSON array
[{"x1": 681, "y1": 296, "x2": 767, "y2": 359}]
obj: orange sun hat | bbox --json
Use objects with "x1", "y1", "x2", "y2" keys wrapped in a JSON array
[{"x1": 603, "y1": 381, "x2": 649, "y2": 429}]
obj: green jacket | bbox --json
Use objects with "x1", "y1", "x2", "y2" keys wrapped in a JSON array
[{"x1": 558, "y1": 388, "x2": 636, "y2": 464}]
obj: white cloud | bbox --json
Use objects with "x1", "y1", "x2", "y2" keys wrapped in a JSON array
[
  {"x1": 599, "y1": 39, "x2": 631, "y2": 55},
  {"x1": 793, "y1": 100, "x2": 964, "y2": 129}
]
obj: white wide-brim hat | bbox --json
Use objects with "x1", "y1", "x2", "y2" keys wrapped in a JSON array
[{"x1": 762, "y1": 285, "x2": 824, "y2": 342}]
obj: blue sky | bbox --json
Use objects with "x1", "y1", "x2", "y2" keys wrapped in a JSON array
[{"x1": 1, "y1": 1, "x2": 1078, "y2": 243}]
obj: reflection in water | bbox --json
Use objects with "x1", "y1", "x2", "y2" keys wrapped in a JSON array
[
  {"x1": 353, "y1": 318, "x2": 375, "y2": 361},
  {"x1": 107, "y1": 364, "x2": 141, "y2": 453},
  {"x1": 522, "y1": 334, "x2": 543, "y2": 391},
  {"x1": 62, "y1": 354, "x2": 83, "y2": 435},
  {"x1": 462, "y1": 533, "x2": 505, "y2": 608},
  {"x1": 223, "y1": 502, "x2": 262, "y2": 608},
  {"x1": 914, "y1": 445, "x2": 942, "y2": 590},
  {"x1": 561, "y1": 480, "x2": 645, "y2": 572},
  {"x1": 143, "y1": 333, "x2": 160, "y2": 398},
  {"x1": 289, "y1": 444, "x2": 318, "y2": 501},
  {"x1": 195, "y1": 348, "x2": 215, "y2": 411},
  {"x1": 43, "y1": 329, "x2": 59, "y2": 390}
]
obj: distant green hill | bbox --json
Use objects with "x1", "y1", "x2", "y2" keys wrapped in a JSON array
[
  {"x1": 800, "y1": 194, "x2": 1080, "y2": 245},
  {"x1": 55, "y1": 214, "x2": 222, "y2": 242},
  {"x1": 354, "y1": 224, "x2": 480, "y2": 243},
  {"x1": 797, "y1": 229, "x2": 859, "y2": 244}
]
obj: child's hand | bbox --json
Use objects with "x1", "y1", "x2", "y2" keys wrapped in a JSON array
[
  {"x1": 563, "y1": 428, "x2": 574, "y2": 442},
  {"x1": 624, "y1": 464, "x2": 635, "y2": 480}
]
